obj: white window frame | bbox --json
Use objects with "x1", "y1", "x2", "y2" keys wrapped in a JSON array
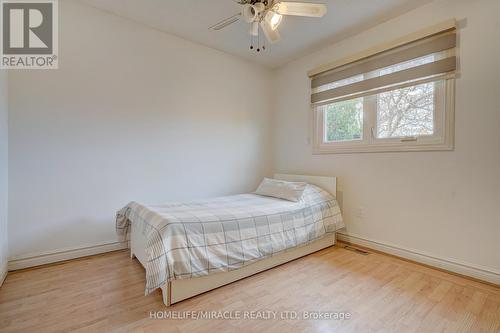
[{"x1": 312, "y1": 78, "x2": 455, "y2": 154}]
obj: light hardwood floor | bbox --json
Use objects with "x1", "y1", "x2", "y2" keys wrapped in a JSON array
[{"x1": 0, "y1": 244, "x2": 499, "y2": 333}]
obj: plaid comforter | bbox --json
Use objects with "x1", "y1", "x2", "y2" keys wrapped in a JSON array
[{"x1": 116, "y1": 184, "x2": 344, "y2": 295}]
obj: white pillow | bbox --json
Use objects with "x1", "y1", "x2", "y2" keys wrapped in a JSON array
[{"x1": 255, "y1": 178, "x2": 307, "y2": 202}]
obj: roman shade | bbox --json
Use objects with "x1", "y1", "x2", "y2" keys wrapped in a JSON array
[{"x1": 310, "y1": 20, "x2": 457, "y2": 105}]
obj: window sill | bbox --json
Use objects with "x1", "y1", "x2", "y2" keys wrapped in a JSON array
[{"x1": 312, "y1": 141, "x2": 454, "y2": 154}]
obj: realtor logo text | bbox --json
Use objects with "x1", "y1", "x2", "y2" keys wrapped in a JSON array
[{"x1": 1, "y1": 0, "x2": 58, "y2": 69}]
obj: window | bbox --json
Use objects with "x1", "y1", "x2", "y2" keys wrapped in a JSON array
[
  {"x1": 322, "y1": 97, "x2": 363, "y2": 142},
  {"x1": 376, "y1": 80, "x2": 436, "y2": 139},
  {"x1": 310, "y1": 21, "x2": 456, "y2": 154}
]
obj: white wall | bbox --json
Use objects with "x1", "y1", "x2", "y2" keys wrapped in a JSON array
[
  {"x1": 273, "y1": 0, "x2": 500, "y2": 274},
  {"x1": 8, "y1": 0, "x2": 273, "y2": 259},
  {"x1": 0, "y1": 70, "x2": 8, "y2": 282}
]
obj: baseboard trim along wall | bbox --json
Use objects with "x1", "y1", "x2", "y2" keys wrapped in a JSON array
[
  {"x1": 6, "y1": 234, "x2": 500, "y2": 286},
  {"x1": 337, "y1": 232, "x2": 500, "y2": 286},
  {"x1": 8, "y1": 241, "x2": 128, "y2": 271},
  {"x1": 0, "y1": 262, "x2": 7, "y2": 287}
]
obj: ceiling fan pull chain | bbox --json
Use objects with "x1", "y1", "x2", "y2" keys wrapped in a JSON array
[{"x1": 257, "y1": 30, "x2": 260, "y2": 52}]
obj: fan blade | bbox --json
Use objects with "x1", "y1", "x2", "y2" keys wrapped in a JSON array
[
  {"x1": 209, "y1": 13, "x2": 241, "y2": 31},
  {"x1": 275, "y1": 2, "x2": 327, "y2": 17},
  {"x1": 260, "y1": 20, "x2": 281, "y2": 44}
]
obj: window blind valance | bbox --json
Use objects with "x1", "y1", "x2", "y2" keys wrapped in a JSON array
[{"x1": 310, "y1": 21, "x2": 457, "y2": 105}]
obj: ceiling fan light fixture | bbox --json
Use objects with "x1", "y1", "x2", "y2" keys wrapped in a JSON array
[
  {"x1": 242, "y1": 4, "x2": 257, "y2": 23},
  {"x1": 249, "y1": 21, "x2": 259, "y2": 36},
  {"x1": 242, "y1": 3, "x2": 265, "y2": 23},
  {"x1": 265, "y1": 10, "x2": 282, "y2": 31},
  {"x1": 260, "y1": 19, "x2": 281, "y2": 44}
]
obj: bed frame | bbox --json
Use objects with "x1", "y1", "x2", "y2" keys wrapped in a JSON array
[{"x1": 130, "y1": 174, "x2": 337, "y2": 307}]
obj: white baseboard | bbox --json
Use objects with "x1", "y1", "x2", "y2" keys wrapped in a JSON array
[
  {"x1": 6, "y1": 234, "x2": 499, "y2": 286},
  {"x1": 0, "y1": 262, "x2": 7, "y2": 287},
  {"x1": 8, "y1": 241, "x2": 128, "y2": 271},
  {"x1": 337, "y1": 232, "x2": 500, "y2": 286}
]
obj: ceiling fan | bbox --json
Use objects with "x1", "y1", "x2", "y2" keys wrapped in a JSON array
[{"x1": 209, "y1": 0, "x2": 327, "y2": 51}]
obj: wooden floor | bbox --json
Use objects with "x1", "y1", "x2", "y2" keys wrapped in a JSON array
[{"x1": 0, "y1": 244, "x2": 499, "y2": 333}]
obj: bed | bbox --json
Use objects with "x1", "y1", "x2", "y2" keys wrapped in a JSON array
[{"x1": 116, "y1": 174, "x2": 343, "y2": 307}]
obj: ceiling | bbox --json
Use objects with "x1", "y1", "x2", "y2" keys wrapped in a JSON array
[{"x1": 79, "y1": 0, "x2": 431, "y2": 68}]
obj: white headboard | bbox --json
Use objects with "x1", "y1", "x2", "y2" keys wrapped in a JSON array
[{"x1": 274, "y1": 173, "x2": 337, "y2": 196}]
